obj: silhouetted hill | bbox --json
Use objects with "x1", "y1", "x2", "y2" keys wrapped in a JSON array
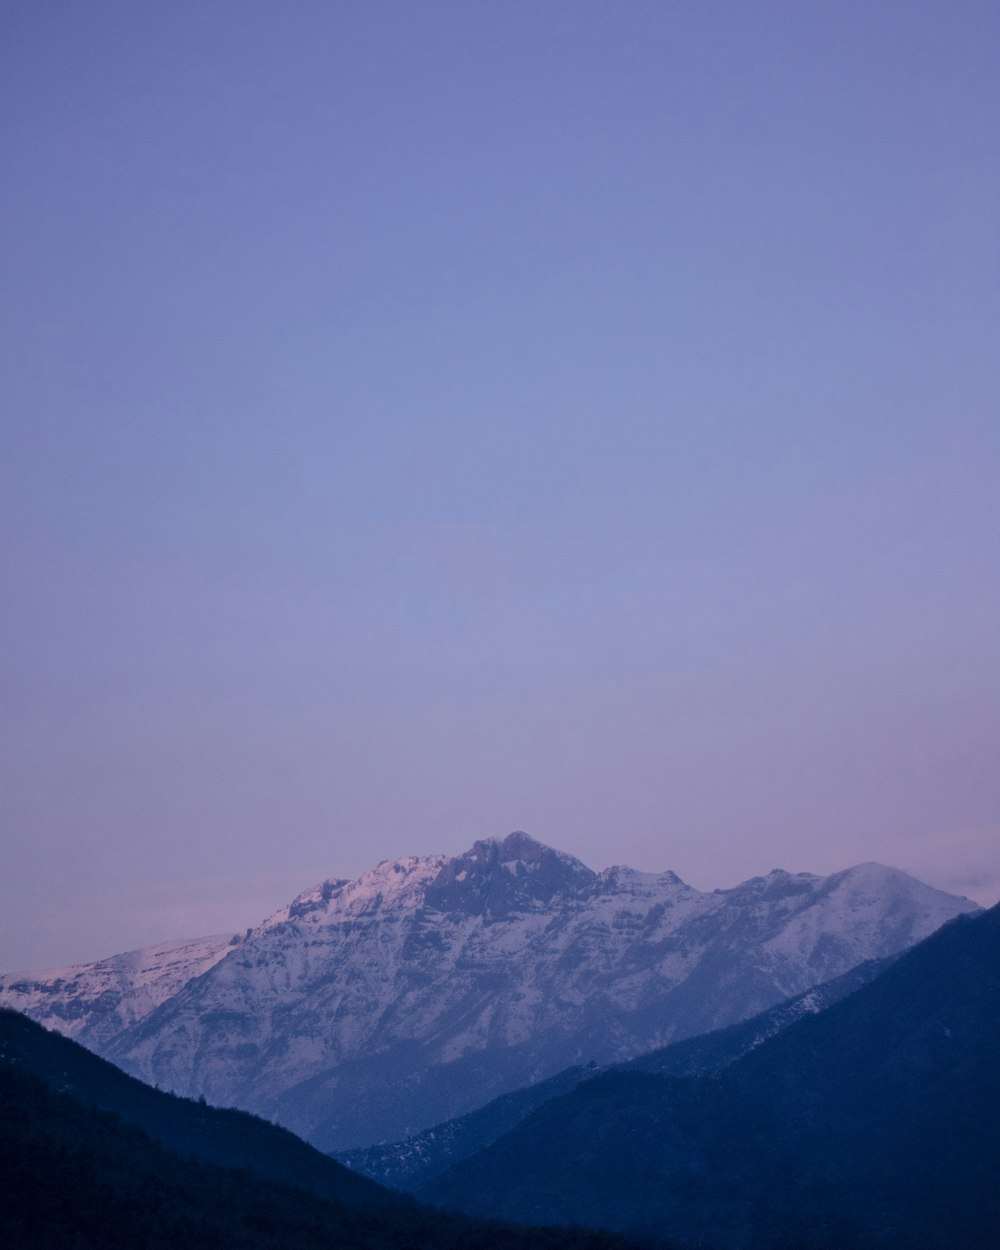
[
  {"x1": 424, "y1": 906, "x2": 1000, "y2": 1249},
  {"x1": 0, "y1": 1060, "x2": 641, "y2": 1250},
  {"x1": 0, "y1": 1004, "x2": 391, "y2": 1211},
  {"x1": 0, "y1": 1009, "x2": 639, "y2": 1250}
]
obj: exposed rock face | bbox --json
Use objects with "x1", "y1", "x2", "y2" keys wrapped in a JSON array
[
  {"x1": 1, "y1": 832, "x2": 978, "y2": 1152},
  {"x1": 423, "y1": 832, "x2": 595, "y2": 918}
]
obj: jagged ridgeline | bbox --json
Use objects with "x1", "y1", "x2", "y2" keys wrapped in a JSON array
[{"x1": 0, "y1": 832, "x2": 978, "y2": 1150}]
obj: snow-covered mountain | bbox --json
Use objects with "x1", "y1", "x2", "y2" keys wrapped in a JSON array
[
  {"x1": 1, "y1": 832, "x2": 978, "y2": 1151},
  {"x1": 0, "y1": 933, "x2": 238, "y2": 1046}
]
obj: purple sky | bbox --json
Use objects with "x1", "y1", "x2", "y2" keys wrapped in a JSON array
[{"x1": 2, "y1": 2, "x2": 998, "y2": 972}]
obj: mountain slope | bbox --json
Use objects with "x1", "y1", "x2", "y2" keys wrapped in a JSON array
[
  {"x1": 424, "y1": 905, "x2": 1000, "y2": 1249},
  {"x1": 340, "y1": 954, "x2": 891, "y2": 1191},
  {"x1": 3, "y1": 832, "x2": 978, "y2": 1151}
]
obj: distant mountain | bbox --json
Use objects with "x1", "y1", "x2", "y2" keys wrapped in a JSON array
[
  {"x1": 339, "y1": 954, "x2": 891, "y2": 1191},
  {"x1": 1, "y1": 832, "x2": 978, "y2": 1151},
  {"x1": 424, "y1": 905, "x2": 1000, "y2": 1249},
  {"x1": 0, "y1": 1010, "x2": 634, "y2": 1250}
]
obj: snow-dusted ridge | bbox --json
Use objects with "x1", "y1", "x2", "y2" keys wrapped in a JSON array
[
  {"x1": 0, "y1": 933, "x2": 238, "y2": 1046},
  {"x1": 260, "y1": 854, "x2": 449, "y2": 931},
  {"x1": 0, "y1": 832, "x2": 978, "y2": 1152}
]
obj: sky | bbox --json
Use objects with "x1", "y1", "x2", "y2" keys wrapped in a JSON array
[{"x1": 2, "y1": 1, "x2": 998, "y2": 972}]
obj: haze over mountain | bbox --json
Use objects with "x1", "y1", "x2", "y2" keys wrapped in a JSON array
[{"x1": 2, "y1": 833, "x2": 976, "y2": 1151}]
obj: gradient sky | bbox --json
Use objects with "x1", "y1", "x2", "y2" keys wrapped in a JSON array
[{"x1": 2, "y1": 1, "x2": 998, "y2": 972}]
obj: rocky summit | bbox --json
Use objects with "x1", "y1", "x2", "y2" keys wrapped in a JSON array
[{"x1": 0, "y1": 833, "x2": 978, "y2": 1151}]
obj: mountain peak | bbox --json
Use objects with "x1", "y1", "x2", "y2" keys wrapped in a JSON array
[
  {"x1": 424, "y1": 832, "x2": 595, "y2": 919},
  {"x1": 819, "y1": 860, "x2": 980, "y2": 913},
  {"x1": 497, "y1": 830, "x2": 548, "y2": 860}
]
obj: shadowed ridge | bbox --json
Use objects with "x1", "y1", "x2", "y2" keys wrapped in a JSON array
[
  {"x1": 0, "y1": 1016, "x2": 644, "y2": 1250},
  {"x1": 0, "y1": 1005, "x2": 396, "y2": 1211}
]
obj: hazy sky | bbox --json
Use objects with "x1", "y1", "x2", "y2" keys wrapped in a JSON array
[{"x1": 2, "y1": 1, "x2": 998, "y2": 972}]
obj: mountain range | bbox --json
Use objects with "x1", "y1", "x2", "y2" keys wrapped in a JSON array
[
  {"x1": 3, "y1": 882, "x2": 995, "y2": 1249},
  {"x1": 0, "y1": 831, "x2": 978, "y2": 1151}
]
